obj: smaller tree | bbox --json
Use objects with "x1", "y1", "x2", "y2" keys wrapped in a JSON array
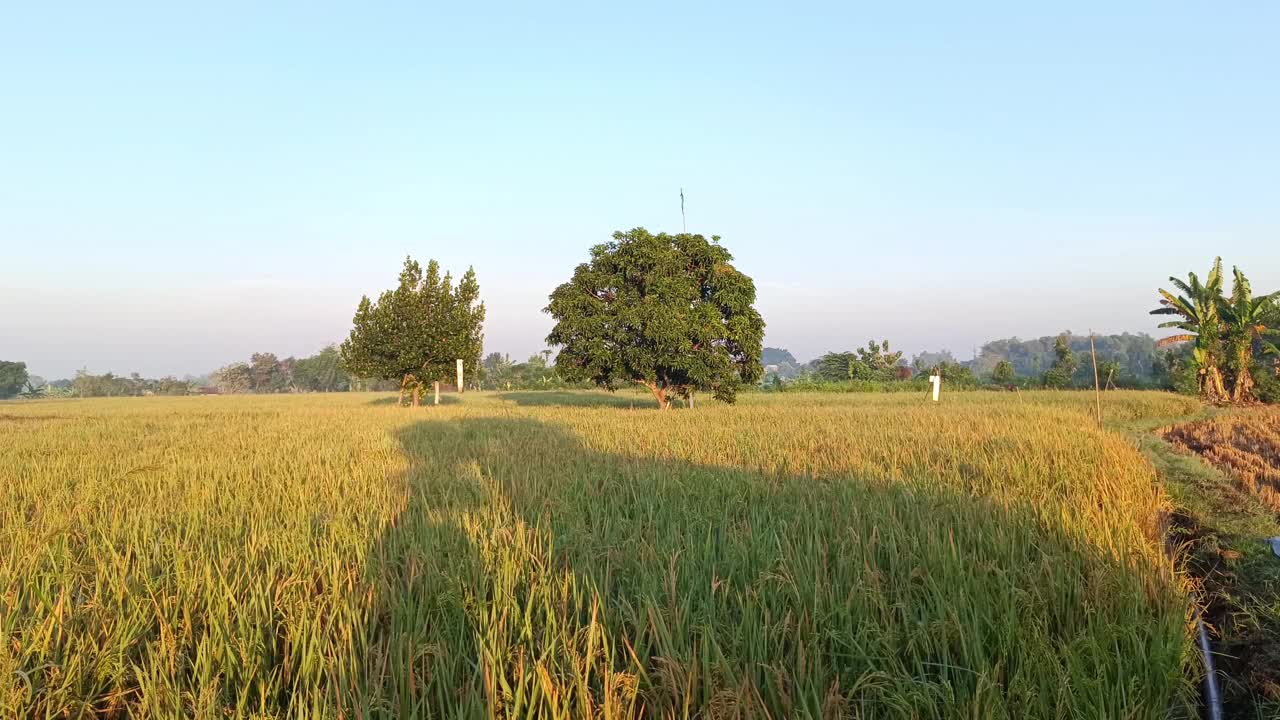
[
  {"x1": 292, "y1": 345, "x2": 350, "y2": 392},
  {"x1": 0, "y1": 361, "x2": 29, "y2": 399},
  {"x1": 250, "y1": 352, "x2": 289, "y2": 393},
  {"x1": 856, "y1": 339, "x2": 902, "y2": 372},
  {"x1": 931, "y1": 361, "x2": 977, "y2": 387},
  {"x1": 155, "y1": 377, "x2": 193, "y2": 396},
  {"x1": 212, "y1": 363, "x2": 253, "y2": 394},
  {"x1": 483, "y1": 352, "x2": 512, "y2": 373},
  {"x1": 912, "y1": 350, "x2": 957, "y2": 376},
  {"x1": 992, "y1": 360, "x2": 1016, "y2": 385},
  {"x1": 1096, "y1": 359, "x2": 1123, "y2": 389},
  {"x1": 342, "y1": 257, "x2": 485, "y2": 406},
  {"x1": 817, "y1": 352, "x2": 857, "y2": 382},
  {"x1": 762, "y1": 347, "x2": 797, "y2": 366},
  {"x1": 1042, "y1": 335, "x2": 1079, "y2": 388}
]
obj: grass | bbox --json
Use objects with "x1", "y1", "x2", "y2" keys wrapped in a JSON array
[
  {"x1": 0, "y1": 390, "x2": 1202, "y2": 718},
  {"x1": 1132, "y1": 407, "x2": 1280, "y2": 717}
]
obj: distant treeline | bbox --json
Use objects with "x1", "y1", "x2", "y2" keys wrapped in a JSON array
[
  {"x1": 0, "y1": 361, "x2": 209, "y2": 399},
  {"x1": 0, "y1": 331, "x2": 1224, "y2": 400},
  {"x1": 972, "y1": 333, "x2": 1163, "y2": 383},
  {"x1": 210, "y1": 346, "x2": 355, "y2": 394},
  {"x1": 15, "y1": 345, "x2": 380, "y2": 398},
  {"x1": 761, "y1": 331, "x2": 1198, "y2": 393},
  {"x1": 478, "y1": 352, "x2": 592, "y2": 391}
]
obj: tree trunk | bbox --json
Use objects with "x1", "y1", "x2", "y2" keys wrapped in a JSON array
[
  {"x1": 1230, "y1": 344, "x2": 1255, "y2": 404},
  {"x1": 399, "y1": 375, "x2": 408, "y2": 406},
  {"x1": 641, "y1": 381, "x2": 672, "y2": 410},
  {"x1": 1234, "y1": 371, "x2": 1254, "y2": 403},
  {"x1": 1230, "y1": 354, "x2": 1253, "y2": 403},
  {"x1": 411, "y1": 382, "x2": 421, "y2": 407},
  {"x1": 1202, "y1": 364, "x2": 1228, "y2": 404}
]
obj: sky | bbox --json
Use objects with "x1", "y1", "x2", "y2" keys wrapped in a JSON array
[{"x1": 2, "y1": 2, "x2": 1277, "y2": 380}]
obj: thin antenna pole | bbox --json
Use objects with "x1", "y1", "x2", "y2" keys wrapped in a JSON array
[
  {"x1": 680, "y1": 188, "x2": 686, "y2": 232},
  {"x1": 1090, "y1": 331, "x2": 1102, "y2": 426}
]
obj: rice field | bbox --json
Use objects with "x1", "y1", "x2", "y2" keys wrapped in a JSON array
[{"x1": 1, "y1": 390, "x2": 1203, "y2": 718}]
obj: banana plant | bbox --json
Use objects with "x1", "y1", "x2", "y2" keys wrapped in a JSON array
[
  {"x1": 1150, "y1": 257, "x2": 1228, "y2": 402},
  {"x1": 1219, "y1": 266, "x2": 1280, "y2": 402}
]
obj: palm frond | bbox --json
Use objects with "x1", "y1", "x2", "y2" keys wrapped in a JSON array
[
  {"x1": 1207, "y1": 257, "x2": 1224, "y2": 294},
  {"x1": 1156, "y1": 289, "x2": 1194, "y2": 317},
  {"x1": 1231, "y1": 266, "x2": 1251, "y2": 302},
  {"x1": 1156, "y1": 334, "x2": 1196, "y2": 347},
  {"x1": 1168, "y1": 277, "x2": 1195, "y2": 298}
]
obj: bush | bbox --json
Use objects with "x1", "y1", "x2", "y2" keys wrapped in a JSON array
[
  {"x1": 1254, "y1": 363, "x2": 1280, "y2": 404},
  {"x1": 778, "y1": 377, "x2": 933, "y2": 394}
]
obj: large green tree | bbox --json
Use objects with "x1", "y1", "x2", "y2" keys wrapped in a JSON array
[
  {"x1": 545, "y1": 228, "x2": 764, "y2": 409},
  {"x1": 341, "y1": 257, "x2": 484, "y2": 406},
  {"x1": 0, "y1": 361, "x2": 29, "y2": 399}
]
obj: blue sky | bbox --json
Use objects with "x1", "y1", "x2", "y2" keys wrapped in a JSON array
[{"x1": 3, "y1": 2, "x2": 1277, "y2": 379}]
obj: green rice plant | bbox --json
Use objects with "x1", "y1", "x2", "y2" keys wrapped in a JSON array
[{"x1": 0, "y1": 390, "x2": 1200, "y2": 718}]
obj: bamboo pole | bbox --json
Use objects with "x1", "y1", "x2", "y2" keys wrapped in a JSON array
[{"x1": 1090, "y1": 332, "x2": 1102, "y2": 426}]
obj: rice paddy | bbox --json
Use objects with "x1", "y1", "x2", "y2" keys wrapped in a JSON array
[{"x1": 1, "y1": 390, "x2": 1204, "y2": 718}]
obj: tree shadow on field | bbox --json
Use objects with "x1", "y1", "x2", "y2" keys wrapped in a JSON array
[
  {"x1": 365, "y1": 394, "x2": 461, "y2": 407},
  {"x1": 497, "y1": 390, "x2": 649, "y2": 409},
  {"x1": 354, "y1": 417, "x2": 1194, "y2": 719}
]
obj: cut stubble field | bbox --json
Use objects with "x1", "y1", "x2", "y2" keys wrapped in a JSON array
[
  {"x1": 1163, "y1": 407, "x2": 1280, "y2": 512},
  {"x1": 1, "y1": 390, "x2": 1204, "y2": 718}
]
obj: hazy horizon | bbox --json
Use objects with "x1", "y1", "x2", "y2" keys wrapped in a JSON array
[{"x1": 4, "y1": 3, "x2": 1277, "y2": 380}]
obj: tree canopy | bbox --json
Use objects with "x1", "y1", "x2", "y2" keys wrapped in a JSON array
[
  {"x1": 0, "y1": 361, "x2": 29, "y2": 399},
  {"x1": 340, "y1": 257, "x2": 485, "y2": 406},
  {"x1": 992, "y1": 360, "x2": 1016, "y2": 385},
  {"x1": 545, "y1": 228, "x2": 764, "y2": 409},
  {"x1": 761, "y1": 347, "x2": 797, "y2": 366},
  {"x1": 1042, "y1": 335, "x2": 1080, "y2": 389},
  {"x1": 291, "y1": 345, "x2": 349, "y2": 392},
  {"x1": 814, "y1": 340, "x2": 905, "y2": 382}
]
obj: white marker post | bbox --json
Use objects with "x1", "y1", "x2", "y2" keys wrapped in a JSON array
[
  {"x1": 456, "y1": 359, "x2": 464, "y2": 393},
  {"x1": 433, "y1": 381, "x2": 441, "y2": 406},
  {"x1": 929, "y1": 374, "x2": 941, "y2": 402}
]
